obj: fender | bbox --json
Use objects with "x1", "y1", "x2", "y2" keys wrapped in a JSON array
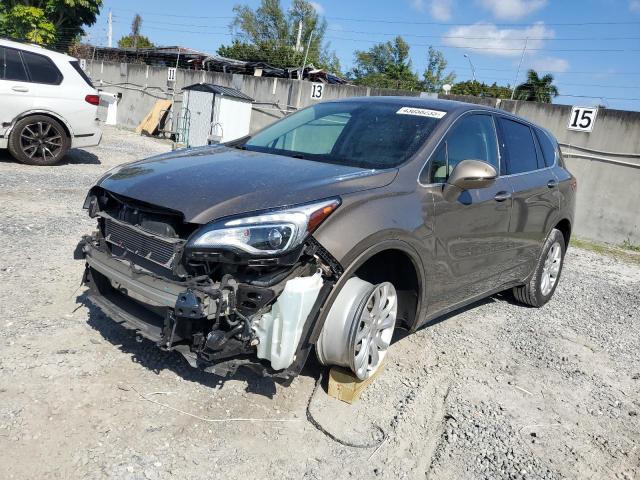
[
  {"x1": 311, "y1": 236, "x2": 429, "y2": 343},
  {"x1": 6, "y1": 109, "x2": 75, "y2": 139}
]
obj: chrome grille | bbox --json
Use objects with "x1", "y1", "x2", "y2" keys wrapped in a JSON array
[{"x1": 104, "y1": 218, "x2": 182, "y2": 268}]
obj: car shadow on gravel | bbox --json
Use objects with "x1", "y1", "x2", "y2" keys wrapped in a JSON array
[
  {"x1": 391, "y1": 292, "x2": 516, "y2": 344},
  {"x1": 79, "y1": 291, "x2": 516, "y2": 398},
  {"x1": 0, "y1": 148, "x2": 99, "y2": 165},
  {"x1": 80, "y1": 293, "x2": 282, "y2": 398},
  {"x1": 57, "y1": 149, "x2": 101, "y2": 165}
]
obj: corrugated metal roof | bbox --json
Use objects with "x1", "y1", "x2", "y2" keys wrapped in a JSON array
[{"x1": 182, "y1": 83, "x2": 254, "y2": 102}]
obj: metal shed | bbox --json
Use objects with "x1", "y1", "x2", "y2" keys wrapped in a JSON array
[{"x1": 180, "y1": 83, "x2": 254, "y2": 147}]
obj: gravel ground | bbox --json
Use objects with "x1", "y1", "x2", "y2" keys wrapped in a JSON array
[{"x1": 0, "y1": 126, "x2": 638, "y2": 480}]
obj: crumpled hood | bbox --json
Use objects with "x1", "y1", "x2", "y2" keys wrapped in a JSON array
[{"x1": 97, "y1": 146, "x2": 397, "y2": 224}]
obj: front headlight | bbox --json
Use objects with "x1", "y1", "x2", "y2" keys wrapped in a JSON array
[{"x1": 187, "y1": 198, "x2": 340, "y2": 256}]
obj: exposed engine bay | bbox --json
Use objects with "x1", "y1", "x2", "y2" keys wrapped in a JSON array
[{"x1": 75, "y1": 187, "x2": 342, "y2": 380}]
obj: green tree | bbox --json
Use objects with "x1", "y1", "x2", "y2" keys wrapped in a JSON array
[
  {"x1": 451, "y1": 80, "x2": 512, "y2": 99},
  {"x1": 117, "y1": 14, "x2": 154, "y2": 49},
  {"x1": 0, "y1": 0, "x2": 102, "y2": 47},
  {"x1": 422, "y1": 46, "x2": 456, "y2": 93},
  {"x1": 513, "y1": 69, "x2": 559, "y2": 103},
  {"x1": 218, "y1": 0, "x2": 340, "y2": 73},
  {"x1": 0, "y1": 5, "x2": 56, "y2": 45},
  {"x1": 350, "y1": 36, "x2": 421, "y2": 90},
  {"x1": 118, "y1": 35, "x2": 154, "y2": 49}
]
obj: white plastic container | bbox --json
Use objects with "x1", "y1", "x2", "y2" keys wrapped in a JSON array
[{"x1": 255, "y1": 271, "x2": 323, "y2": 370}]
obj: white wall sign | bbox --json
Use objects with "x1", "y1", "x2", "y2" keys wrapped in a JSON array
[
  {"x1": 568, "y1": 106, "x2": 598, "y2": 132},
  {"x1": 79, "y1": 58, "x2": 87, "y2": 70},
  {"x1": 167, "y1": 67, "x2": 177, "y2": 82},
  {"x1": 310, "y1": 83, "x2": 324, "y2": 100}
]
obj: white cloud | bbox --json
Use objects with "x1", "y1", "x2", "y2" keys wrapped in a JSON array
[
  {"x1": 443, "y1": 22, "x2": 553, "y2": 57},
  {"x1": 310, "y1": 1, "x2": 325, "y2": 15},
  {"x1": 527, "y1": 56, "x2": 569, "y2": 73},
  {"x1": 478, "y1": 0, "x2": 546, "y2": 20},
  {"x1": 630, "y1": 0, "x2": 640, "y2": 13},
  {"x1": 430, "y1": 0, "x2": 454, "y2": 20},
  {"x1": 411, "y1": 0, "x2": 453, "y2": 21}
]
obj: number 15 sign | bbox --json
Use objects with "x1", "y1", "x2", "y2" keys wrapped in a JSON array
[{"x1": 568, "y1": 106, "x2": 598, "y2": 133}]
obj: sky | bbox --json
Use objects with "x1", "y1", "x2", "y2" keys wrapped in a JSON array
[{"x1": 84, "y1": 0, "x2": 640, "y2": 111}]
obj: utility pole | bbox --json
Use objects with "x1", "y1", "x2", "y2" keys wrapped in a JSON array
[
  {"x1": 295, "y1": 30, "x2": 314, "y2": 110},
  {"x1": 295, "y1": 21, "x2": 303, "y2": 52},
  {"x1": 107, "y1": 10, "x2": 113, "y2": 47},
  {"x1": 510, "y1": 37, "x2": 528, "y2": 100},
  {"x1": 464, "y1": 53, "x2": 476, "y2": 82},
  {"x1": 301, "y1": 30, "x2": 314, "y2": 74}
]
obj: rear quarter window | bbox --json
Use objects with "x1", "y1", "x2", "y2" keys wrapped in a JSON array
[
  {"x1": 535, "y1": 129, "x2": 557, "y2": 167},
  {"x1": 70, "y1": 60, "x2": 94, "y2": 88},
  {"x1": 498, "y1": 117, "x2": 539, "y2": 175},
  {"x1": 21, "y1": 50, "x2": 63, "y2": 85}
]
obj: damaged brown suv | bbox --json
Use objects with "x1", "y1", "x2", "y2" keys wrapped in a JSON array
[{"x1": 76, "y1": 97, "x2": 576, "y2": 381}]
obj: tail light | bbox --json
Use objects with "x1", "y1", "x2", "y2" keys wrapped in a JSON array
[{"x1": 85, "y1": 94, "x2": 100, "y2": 106}]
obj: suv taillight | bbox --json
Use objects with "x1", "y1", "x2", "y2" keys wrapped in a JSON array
[{"x1": 85, "y1": 94, "x2": 100, "y2": 106}]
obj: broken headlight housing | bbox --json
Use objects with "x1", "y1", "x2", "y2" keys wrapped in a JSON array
[{"x1": 186, "y1": 198, "x2": 340, "y2": 257}]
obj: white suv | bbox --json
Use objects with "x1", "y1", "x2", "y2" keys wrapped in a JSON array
[{"x1": 0, "y1": 39, "x2": 102, "y2": 165}]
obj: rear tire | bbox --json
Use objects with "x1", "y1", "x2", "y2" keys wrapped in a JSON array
[
  {"x1": 513, "y1": 228, "x2": 565, "y2": 307},
  {"x1": 8, "y1": 115, "x2": 70, "y2": 166}
]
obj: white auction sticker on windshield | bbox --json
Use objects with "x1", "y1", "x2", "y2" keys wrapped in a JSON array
[{"x1": 396, "y1": 107, "x2": 446, "y2": 118}]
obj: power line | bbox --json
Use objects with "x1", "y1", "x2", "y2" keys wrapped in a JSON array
[
  {"x1": 106, "y1": 9, "x2": 640, "y2": 27},
  {"x1": 325, "y1": 16, "x2": 640, "y2": 27},
  {"x1": 328, "y1": 35, "x2": 640, "y2": 52},
  {"x1": 448, "y1": 64, "x2": 640, "y2": 76},
  {"x1": 110, "y1": 22, "x2": 640, "y2": 54},
  {"x1": 122, "y1": 18, "x2": 640, "y2": 42}
]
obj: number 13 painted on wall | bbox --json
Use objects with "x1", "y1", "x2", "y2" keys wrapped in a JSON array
[{"x1": 568, "y1": 106, "x2": 598, "y2": 132}]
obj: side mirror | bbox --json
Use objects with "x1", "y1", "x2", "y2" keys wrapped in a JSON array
[{"x1": 443, "y1": 159, "x2": 497, "y2": 200}]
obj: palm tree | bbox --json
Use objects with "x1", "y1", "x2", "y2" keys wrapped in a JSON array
[{"x1": 514, "y1": 69, "x2": 559, "y2": 103}]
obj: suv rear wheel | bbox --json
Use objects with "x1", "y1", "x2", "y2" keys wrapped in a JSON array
[
  {"x1": 8, "y1": 115, "x2": 70, "y2": 166},
  {"x1": 316, "y1": 277, "x2": 398, "y2": 380},
  {"x1": 513, "y1": 228, "x2": 566, "y2": 307}
]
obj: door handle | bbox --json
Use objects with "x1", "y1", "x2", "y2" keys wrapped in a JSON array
[
  {"x1": 547, "y1": 179, "x2": 558, "y2": 188},
  {"x1": 494, "y1": 191, "x2": 511, "y2": 202},
  {"x1": 11, "y1": 86, "x2": 29, "y2": 92}
]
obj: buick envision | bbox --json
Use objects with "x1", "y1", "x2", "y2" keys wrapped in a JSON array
[{"x1": 76, "y1": 97, "x2": 575, "y2": 381}]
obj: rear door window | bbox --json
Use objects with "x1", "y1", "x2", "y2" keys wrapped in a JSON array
[
  {"x1": 426, "y1": 114, "x2": 499, "y2": 183},
  {"x1": 498, "y1": 118, "x2": 539, "y2": 175},
  {"x1": 0, "y1": 47, "x2": 29, "y2": 82},
  {"x1": 21, "y1": 51, "x2": 63, "y2": 85}
]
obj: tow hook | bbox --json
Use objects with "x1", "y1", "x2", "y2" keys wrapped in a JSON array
[{"x1": 175, "y1": 289, "x2": 205, "y2": 318}]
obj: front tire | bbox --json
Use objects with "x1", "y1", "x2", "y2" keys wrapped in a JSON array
[
  {"x1": 316, "y1": 277, "x2": 398, "y2": 380},
  {"x1": 8, "y1": 115, "x2": 70, "y2": 166},
  {"x1": 513, "y1": 228, "x2": 566, "y2": 307}
]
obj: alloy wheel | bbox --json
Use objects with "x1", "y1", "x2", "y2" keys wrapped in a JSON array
[
  {"x1": 540, "y1": 241, "x2": 562, "y2": 296},
  {"x1": 316, "y1": 277, "x2": 398, "y2": 380},
  {"x1": 19, "y1": 121, "x2": 63, "y2": 163},
  {"x1": 348, "y1": 282, "x2": 397, "y2": 379}
]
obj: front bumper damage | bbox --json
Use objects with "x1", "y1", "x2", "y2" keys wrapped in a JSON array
[{"x1": 76, "y1": 228, "x2": 339, "y2": 381}]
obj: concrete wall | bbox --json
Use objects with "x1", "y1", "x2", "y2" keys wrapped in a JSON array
[{"x1": 85, "y1": 60, "x2": 639, "y2": 245}]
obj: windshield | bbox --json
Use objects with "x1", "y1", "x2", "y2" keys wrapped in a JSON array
[{"x1": 244, "y1": 101, "x2": 444, "y2": 169}]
